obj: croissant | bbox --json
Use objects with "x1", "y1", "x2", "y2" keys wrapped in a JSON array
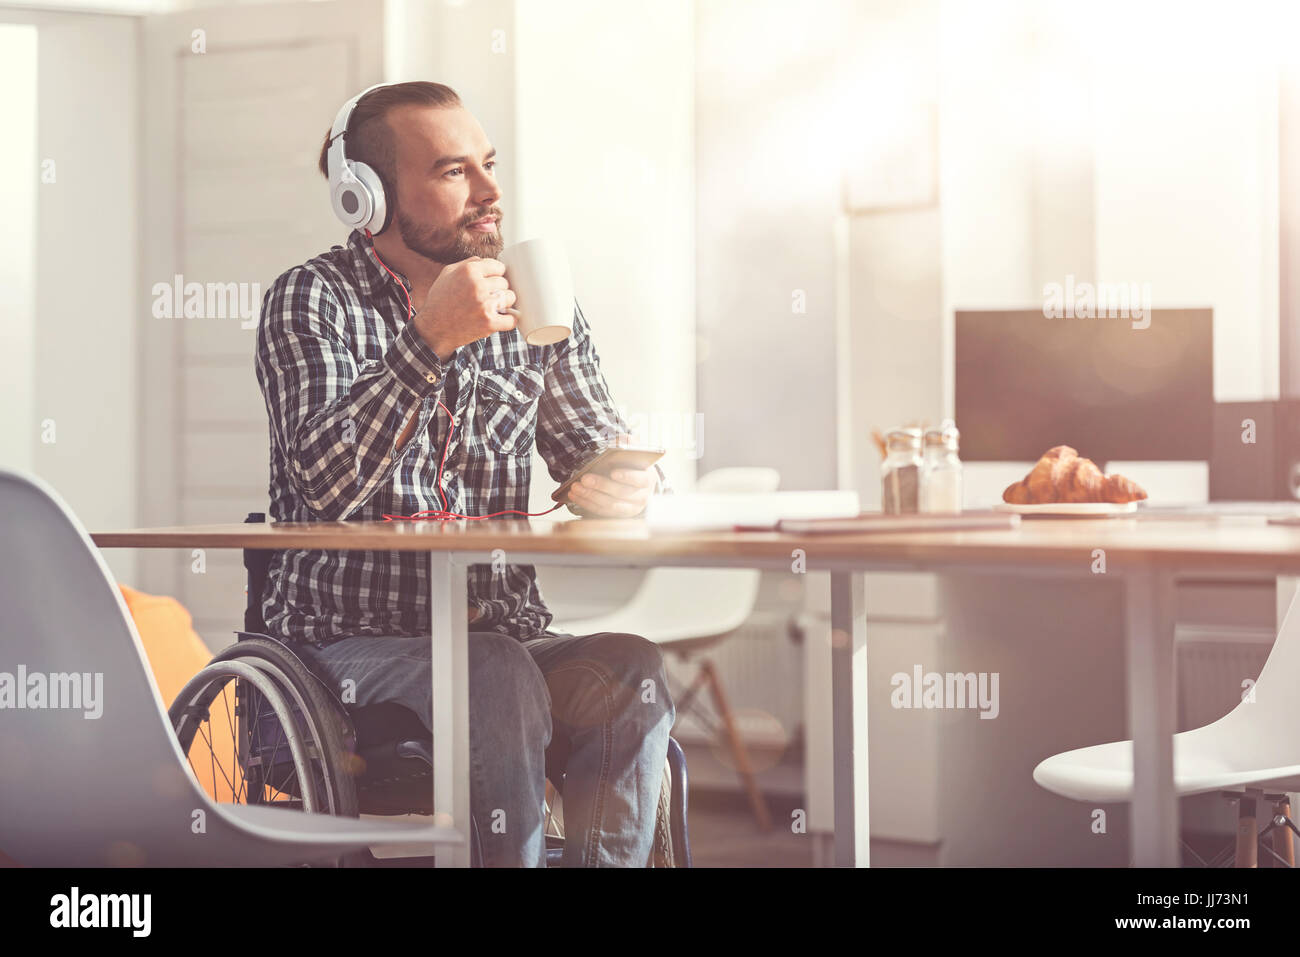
[{"x1": 1002, "y1": 446, "x2": 1147, "y2": 504}]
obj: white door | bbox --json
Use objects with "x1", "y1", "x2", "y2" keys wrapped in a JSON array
[{"x1": 139, "y1": 0, "x2": 383, "y2": 649}]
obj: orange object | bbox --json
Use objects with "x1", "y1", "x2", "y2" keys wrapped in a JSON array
[{"x1": 118, "y1": 585, "x2": 236, "y2": 802}]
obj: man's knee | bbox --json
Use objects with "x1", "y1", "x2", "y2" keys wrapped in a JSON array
[
  {"x1": 468, "y1": 631, "x2": 551, "y2": 715},
  {"x1": 612, "y1": 633, "x2": 675, "y2": 723},
  {"x1": 548, "y1": 633, "x2": 675, "y2": 727},
  {"x1": 596, "y1": 632, "x2": 671, "y2": 683}
]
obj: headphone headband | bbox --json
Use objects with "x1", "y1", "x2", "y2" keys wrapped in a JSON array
[
  {"x1": 327, "y1": 83, "x2": 392, "y2": 234},
  {"x1": 329, "y1": 82, "x2": 387, "y2": 151}
]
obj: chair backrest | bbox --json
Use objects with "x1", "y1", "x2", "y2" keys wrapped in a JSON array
[
  {"x1": 1198, "y1": 585, "x2": 1300, "y2": 766},
  {"x1": 0, "y1": 467, "x2": 217, "y2": 864},
  {"x1": 627, "y1": 467, "x2": 781, "y2": 641}
]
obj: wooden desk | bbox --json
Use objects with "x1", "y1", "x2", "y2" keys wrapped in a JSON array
[{"x1": 93, "y1": 513, "x2": 1300, "y2": 867}]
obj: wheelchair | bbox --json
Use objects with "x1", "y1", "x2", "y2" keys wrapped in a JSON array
[{"x1": 168, "y1": 513, "x2": 691, "y2": 867}]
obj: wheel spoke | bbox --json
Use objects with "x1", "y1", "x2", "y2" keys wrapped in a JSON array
[
  {"x1": 221, "y1": 684, "x2": 247, "y2": 803},
  {"x1": 260, "y1": 703, "x2": 291, "y2": 803},
  {"x1": 197, "y1": 721, "x2": 238, "y2": 798},
  {"x1": 220, "y1": 683, "x2": 237, "y2": 765},
  {"x1": 169, "y1": 664, "x2": 344, "y2": 824}
]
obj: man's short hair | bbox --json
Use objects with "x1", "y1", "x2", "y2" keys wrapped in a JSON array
[{"x1": 317, "y1": 81, "x2": 463, "y2": 201}]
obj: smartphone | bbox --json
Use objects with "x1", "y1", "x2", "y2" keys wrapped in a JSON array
[{"x1": 552, "y1": 445, "x2": 666, "y2": 503}]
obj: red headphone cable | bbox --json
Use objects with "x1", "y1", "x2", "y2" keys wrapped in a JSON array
[{"x1": 365, "y1": 229, "x2": 565, "y2": 523}]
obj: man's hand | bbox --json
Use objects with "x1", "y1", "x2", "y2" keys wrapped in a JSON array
[
  {"x1": 414, "y1": 257, "x2": 517, "y2": 360},
  {"x1": 565, "y1": 460, "x2": 657, "y2": 518}
]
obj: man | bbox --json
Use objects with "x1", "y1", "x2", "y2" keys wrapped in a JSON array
[{"x1": 254, "y1": 80, "x2": 675, "y2": 867}]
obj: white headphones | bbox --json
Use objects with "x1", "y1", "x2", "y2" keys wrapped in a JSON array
[{"x1": 326, "y1": 83, "x2": 392, "y2": 234}]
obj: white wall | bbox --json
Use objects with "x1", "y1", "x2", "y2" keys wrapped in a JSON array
[
  {"x1": 382, "y1": 0, "x2": 518, "y2": 225},
  {"x1": 936, "y1": 0, "x2": 1282, "y2": 406},
  {"x1": 695, "y1": 0, "x2": 842, "y2": 490},
  {"x1": 938, "y1": 0, "x2": 1036, "y2": 314},
  {"x1": 1091, "y1": 1, "x2": 1279, "y2": 402},
  {"x1": 0, "y1": 9, "x2": 139, "y2": 584},
  {"x1": 514, "y1": 0, "x2": 697, "y2": 499},
  {"x1": 0, "y1": 24, "x2": 37, "y2": 477}
]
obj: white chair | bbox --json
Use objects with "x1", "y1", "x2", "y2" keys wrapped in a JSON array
[
  {"x1": 553, "y1": 466, "x2": 781, "y2": 831},
  {"x1": 1033, "y1": 590, "x2": 1300, "y2": 866},
  {"x1": 0, "y1": 466, "x2": 460, "y2": 866}
]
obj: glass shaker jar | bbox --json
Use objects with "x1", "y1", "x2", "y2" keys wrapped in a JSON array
[
  {"x1": 881, "y1": 427, "x2": 923, "y2": 514},
  {"x1": 920, "y1": 419, "x2": 963, "y2": 513}
]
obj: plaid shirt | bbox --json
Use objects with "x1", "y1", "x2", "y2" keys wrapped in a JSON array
[{"x1": 254, "y1": 229, "x2": 671, "y2": 646}]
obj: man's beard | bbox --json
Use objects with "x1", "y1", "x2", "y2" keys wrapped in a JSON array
[{"x1": 397, "y1": 208, "x2": 504, "y2": 263}]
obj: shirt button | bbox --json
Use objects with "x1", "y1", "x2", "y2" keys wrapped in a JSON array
[
  {"x1": 425, "y1": 372, "x2": 438, "y2": 384},
  {"x1": 514, "y1": 390, "x2": 525, "y2": 400}
]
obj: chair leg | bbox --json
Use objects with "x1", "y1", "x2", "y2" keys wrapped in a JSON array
[
  {"x1": 543, "y1": 779, "x2": 564, "y2": 839},
  {"x1": 671, "y1": 662, "x2": 710, "y2": 723},
  {"x1": 1234, "y1": 788, "x2": 1261, "y2": 868},
  {"x1": 700, "y1": 658, "x2": 773, "y2": 832},
  {"x1": 1179, "y1": 836, "x2": 1210, "y2": 868},
  {"x1": 1273, "y1": 797, "x2": 1296, "y2": 867}
]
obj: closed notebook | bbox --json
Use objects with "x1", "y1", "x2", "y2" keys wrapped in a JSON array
[{"x1": 756, "y1": 510, "x2": 1020, "y2": 534}]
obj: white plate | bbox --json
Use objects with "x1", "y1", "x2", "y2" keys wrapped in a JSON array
[{"x1": 993, "y1": 501, "x2": 1139, "y2": 517}]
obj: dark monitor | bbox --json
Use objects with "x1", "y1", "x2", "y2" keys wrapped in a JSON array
[{"x1": 955, "y1": 308, "x2": 1213, "y2": 462}]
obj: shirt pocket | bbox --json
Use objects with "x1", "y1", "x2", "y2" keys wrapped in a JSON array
[{"x1": 474, "y1": 364, "x2": 547, "y2": 454}]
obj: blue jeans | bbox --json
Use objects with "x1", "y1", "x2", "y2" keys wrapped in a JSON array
[{"x1": 296, "y1": 630, "x2": 675, "y2": 867}]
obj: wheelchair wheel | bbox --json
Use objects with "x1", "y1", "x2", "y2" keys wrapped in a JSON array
[
  {"x1": 169, "y1": 638, "x2": 360, "y2": 824},
  {"x1": 544, "y1": 756, "x2": 677, "y2": 866},
  {"x1": 649, "y1": 757, "x2": 675, "y2": 867}
]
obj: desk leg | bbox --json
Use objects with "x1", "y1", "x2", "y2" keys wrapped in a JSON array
[
  {"x1": 830, "y1": 571, "x2": 869, "y2": 867},
  {"x1": 1124, "y1": 568, "x2": 1179, "y2": 867},
  {"x1": 429, "y1": 553, "x2": 471, "y2": 868}
]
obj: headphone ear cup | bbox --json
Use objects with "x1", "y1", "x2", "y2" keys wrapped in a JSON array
[
  {"x1": 349, "y1": 161, "x2": 389, "y2": 235},
  {"x1": 331, "y1": 160, "x2": 375, "y2": 231},
  {"x1": 373, "y1": 175, "x2": 394, "y2": 234}
]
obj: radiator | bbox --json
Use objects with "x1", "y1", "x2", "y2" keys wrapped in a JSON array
[
  {"x1": 1175, "y1": 627, "x2": 1275, "y2": 733},
  {"x1": 1176, "y1": 627, "x2": 1278, "y2": 835},
  {"x1": 663, "y1": 610, "x2": 802, "y2": 748}
]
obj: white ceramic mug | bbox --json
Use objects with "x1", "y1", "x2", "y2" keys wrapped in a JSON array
[{"x1": 498, "y1": 238, "x2": 574, "y2": 346}]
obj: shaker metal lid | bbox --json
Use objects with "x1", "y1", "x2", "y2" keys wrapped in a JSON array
[
  {"x1": 923, "y1": 418, "x2": 960, "y2": 448},
  {"x1": 885, "y1": 426, "x2": 923, "y2": 450}
]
